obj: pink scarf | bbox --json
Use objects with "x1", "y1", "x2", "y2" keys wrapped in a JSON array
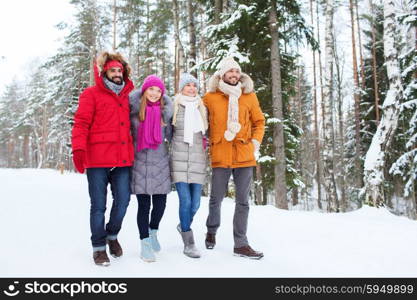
[{"x1": 137, "y1": 100, "x2": 162, "y2": 152}]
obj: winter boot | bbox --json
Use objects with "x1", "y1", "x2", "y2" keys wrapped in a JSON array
[
  {"x1": 93, "y1": 250, "x2": 110, "y2": 267},
  {"x1": 233, "y1": 245, "x2": 264, "y2": 260},
  {"x1": 107, "y1": 239, "x2": 123, "y2": 258},
  {"x1": 180, "y1": 230, "x2": 201, "y2": 258},
  {"x1": 149, "y1": 228, "x2": 161, "y2": 252},
  {"x1": 205, "y1": 233, "x2": 216, "y2": 249},
  {"x1": 140, "y1": 237, "x2": 156, "y2": 262}
]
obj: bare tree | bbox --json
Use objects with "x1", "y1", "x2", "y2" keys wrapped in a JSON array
[
  {"x1": 310, "y1": 0, "x2": 323, "y2": 210},
  {"x1": 322, "y1": 0, "x2": 338, "y2": 211}
]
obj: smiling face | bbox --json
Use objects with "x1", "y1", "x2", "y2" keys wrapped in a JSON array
[
  {"x1": 105, "y1": 67, "x2": 123, "y2": 84},
  {"x1": 144, "y1": 86, "x2": 162, "y2": 102},
  {"x1": 181, "y1": 82, "x2": 197, "y2": 97},
  {"x1": 223, "y1": 68, "x2": 241, "y2": 85}
]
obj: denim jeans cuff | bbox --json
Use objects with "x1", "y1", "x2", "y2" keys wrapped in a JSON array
[
  {"x1": 106, "y1": 235, "x2": 118, "y2": 241},
  {"x1": 93, "y1": 245, "x2": 106, "y2": 252}
]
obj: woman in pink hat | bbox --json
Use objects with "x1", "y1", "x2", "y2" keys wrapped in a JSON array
[{"x1": 129, "y1": 75, "x2": 173, "y2": 262}]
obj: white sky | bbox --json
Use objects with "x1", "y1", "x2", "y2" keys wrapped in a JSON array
[{"x1": 0, "y1": 0, "x2": 73, "y2": 94}]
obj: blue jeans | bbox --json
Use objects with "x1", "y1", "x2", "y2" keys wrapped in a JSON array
[
  {"x1": 86, "y1": 167, "x2": 131, "y2": 251},
  {"x1": 175, "y1": 182, "x2": 202, "y2": 232}
]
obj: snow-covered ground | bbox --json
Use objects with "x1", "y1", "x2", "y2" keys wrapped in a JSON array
[{"x1": 1, "y1": 168, "x2": 417, "y2": 277}]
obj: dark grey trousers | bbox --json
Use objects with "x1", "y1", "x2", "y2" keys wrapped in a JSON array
[{"x1": 206, "y1": 167, "x2": 253, "y2": 248}]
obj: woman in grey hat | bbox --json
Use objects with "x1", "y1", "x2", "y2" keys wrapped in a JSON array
[{"x1": 171, "y1": 73, "x2": 208, "y2": 258}]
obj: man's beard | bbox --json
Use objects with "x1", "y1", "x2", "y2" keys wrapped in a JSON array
[
  {"x1": 224, "y1": 78, "x2": 239, "y2": 86},
  {"x1": 106, "y1": 75, "x2": 123, "y2": 85}
]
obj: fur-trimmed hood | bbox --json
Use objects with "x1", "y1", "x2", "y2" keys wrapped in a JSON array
[
  {"x1": 207, "y1": 72, "x2": 254, "y2": 94},
  {"x1": 96, "y1": 51, "x2": 132, "y2": 79},
  {"x1": 93, "y1": 52, "x2": 134, "y2": 94}
]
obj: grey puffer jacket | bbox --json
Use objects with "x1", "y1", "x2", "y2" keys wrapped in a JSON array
[
  {"x1": 170, "y1": 104, "x2": 207, "y2": 184},
  {"x1": 129, "y1": 89, "x2": 173, "y2": 195}
]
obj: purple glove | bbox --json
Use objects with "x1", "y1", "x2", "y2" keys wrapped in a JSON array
[{"x1": 203, "y1": 136, "x2": 208, "y2": 150}]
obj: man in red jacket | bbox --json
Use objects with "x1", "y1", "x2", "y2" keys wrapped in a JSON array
[{"x1": 71, "y1": 52, "x2": 134, "y2": 266}]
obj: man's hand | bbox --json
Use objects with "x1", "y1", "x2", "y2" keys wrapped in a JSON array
[{"x1": 72, "y1": 150, "x2": 86, "y2": 174}]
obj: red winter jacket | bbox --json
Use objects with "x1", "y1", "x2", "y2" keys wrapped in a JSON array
[{"x1": 71, "y1": 65, "x2": 134, "y2": 168}]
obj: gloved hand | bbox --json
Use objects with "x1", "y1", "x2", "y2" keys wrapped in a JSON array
[
  {"x1": 72, "y1": 150, "x2": 86, "y2": 174},
  {"x1": 252, "y1": 139, "x2": 260, "y2": 161},
  {"x1": 203, "y1": 135, "x2": 208, "y2": 150}
]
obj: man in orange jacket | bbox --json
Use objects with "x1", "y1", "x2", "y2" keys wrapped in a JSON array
[{"x1": 203, "y1": 57, "x2": 265, "y2": 259}]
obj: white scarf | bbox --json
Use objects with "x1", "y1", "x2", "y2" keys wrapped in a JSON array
[
  {"x1": 175, "y1": 94, "x2": 205, "y2": 146},
  {"x1": 218, "y1": 80, "x2": 242, "y2": 141}
]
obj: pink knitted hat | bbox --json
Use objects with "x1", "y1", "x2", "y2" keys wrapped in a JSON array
[{"x1": 141, "y1": 75, "x2": 165, "y2": 96}]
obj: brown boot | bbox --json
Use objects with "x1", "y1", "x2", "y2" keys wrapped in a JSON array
[
  {"x1": 233, "y1": 245, "x2": 264, "y2": 260},
  {"x1": 93, "y1": 250, "x2": 110, "y2": 266},
  {"x1": 205, "y1": 233, "x2": 216, "y2": 249},
  {"x1": 107, "y1": 239, "x2": 123, "y2": 258}
]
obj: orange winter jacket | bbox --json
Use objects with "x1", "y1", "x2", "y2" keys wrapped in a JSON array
[{"x1": 203, "y1": 72, "x2": 265, "y2": 168}]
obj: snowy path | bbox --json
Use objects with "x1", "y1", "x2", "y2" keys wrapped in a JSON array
[{"x1": 1, "y1": 169, "x2": 417, "y2": 277}]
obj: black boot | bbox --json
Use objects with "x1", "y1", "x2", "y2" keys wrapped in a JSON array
[{"x1": 205, "y1": 233, "x2": 216, "y2": 249}]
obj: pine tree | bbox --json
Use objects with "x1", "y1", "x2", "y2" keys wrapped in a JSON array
[{"x1": 388, "y1": 0, "x2": 417, "y2": 218}]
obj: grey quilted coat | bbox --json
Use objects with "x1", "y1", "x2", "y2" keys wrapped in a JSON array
[
  {"x1": 129, "y1": 90, "x2": 173, "y2": 195},
  {"x1": 170, "y1": 104, "x2": 207, "y2": 184}
]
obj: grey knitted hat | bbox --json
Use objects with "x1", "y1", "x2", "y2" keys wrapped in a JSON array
[{"x1": 179, "y1": 73, "x2": 199, "y2": 92}]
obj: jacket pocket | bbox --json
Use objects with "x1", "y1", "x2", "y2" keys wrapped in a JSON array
[
  {"x1": 209, "y1": 135, "x2": 223, "y2": 163},
  {"x1": 87, "y1": 131, "x2": 119, "y2": 165},
  {"x1": 89, "y1": 131, "x2": 119, "y2": 144},
  {"x1": 234, "y1": 138, "x2": 255, "y2": 163}
]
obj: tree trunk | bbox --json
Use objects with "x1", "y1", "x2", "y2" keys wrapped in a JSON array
[
  {"x1": 255, "y1": 165, "x2": 263, "y2": 205},
  {"x1": 354, "y1": 0, "x2": 366, "y2": 90},
  {"x1": 173, "y1": 0, "x2": 186, "y2": 92},
  {"x1": 146, "y1": 0, "x2": 151, "y2": 74},
  {"x1": 296, "y1": 63, "x2": 303, "y2": 207},
  {"x1": 368, "y1": 0, "x2": 381, "y2": 125},
  {"x1": 322, "y1": 0, "x2": 338, "y2": 211},
  {"x1": 363, "y1": 0, "x2": 403, "y2": 207},
  {"x1": 316, "y1": 0, "x2": 325, "y2": 145},
  {"x1": 23, "y1": 133, "x2": 29, "y2": 166},
  {"x1": 41, "y1": 103, "x2": 48, "y2": 168},
  {"x1": 187, "y1": 0, "x2": 197, "y2": 76},
  {"x1": 113, "y1": 0, "x2": 117, "y2": 51},
  {"x1": 7, "y1": 139, "x2": 14, "y2": 168},
  {"x1": 89, "y1": 43, "x2": 96, "y2": 87},
  {"x1": 310, "y1": 0, "x2": 323, "y2": 210},
  {"x1": 269, "y1": 1, "x2": 288, "y2": 209},
  {"x1": 222, "y1": 0, "x2": 228, "y2": 13},
  {"x1": 292, "y1": 188, "x2": 299, "y2": 206},
  {"x1": 214, "y1": 0, "x2": 222, "y2": 24},
  {"x1": 334, "y1": 31, "x2": 347, "y2": 212},
  {"x1": 349, "y1": 0, "x2": 363, "y2": 188}
]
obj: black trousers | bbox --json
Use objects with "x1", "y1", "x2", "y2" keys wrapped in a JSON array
[{"x1": 136, "y1": 194, "x2": 167, "y2": 240}]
